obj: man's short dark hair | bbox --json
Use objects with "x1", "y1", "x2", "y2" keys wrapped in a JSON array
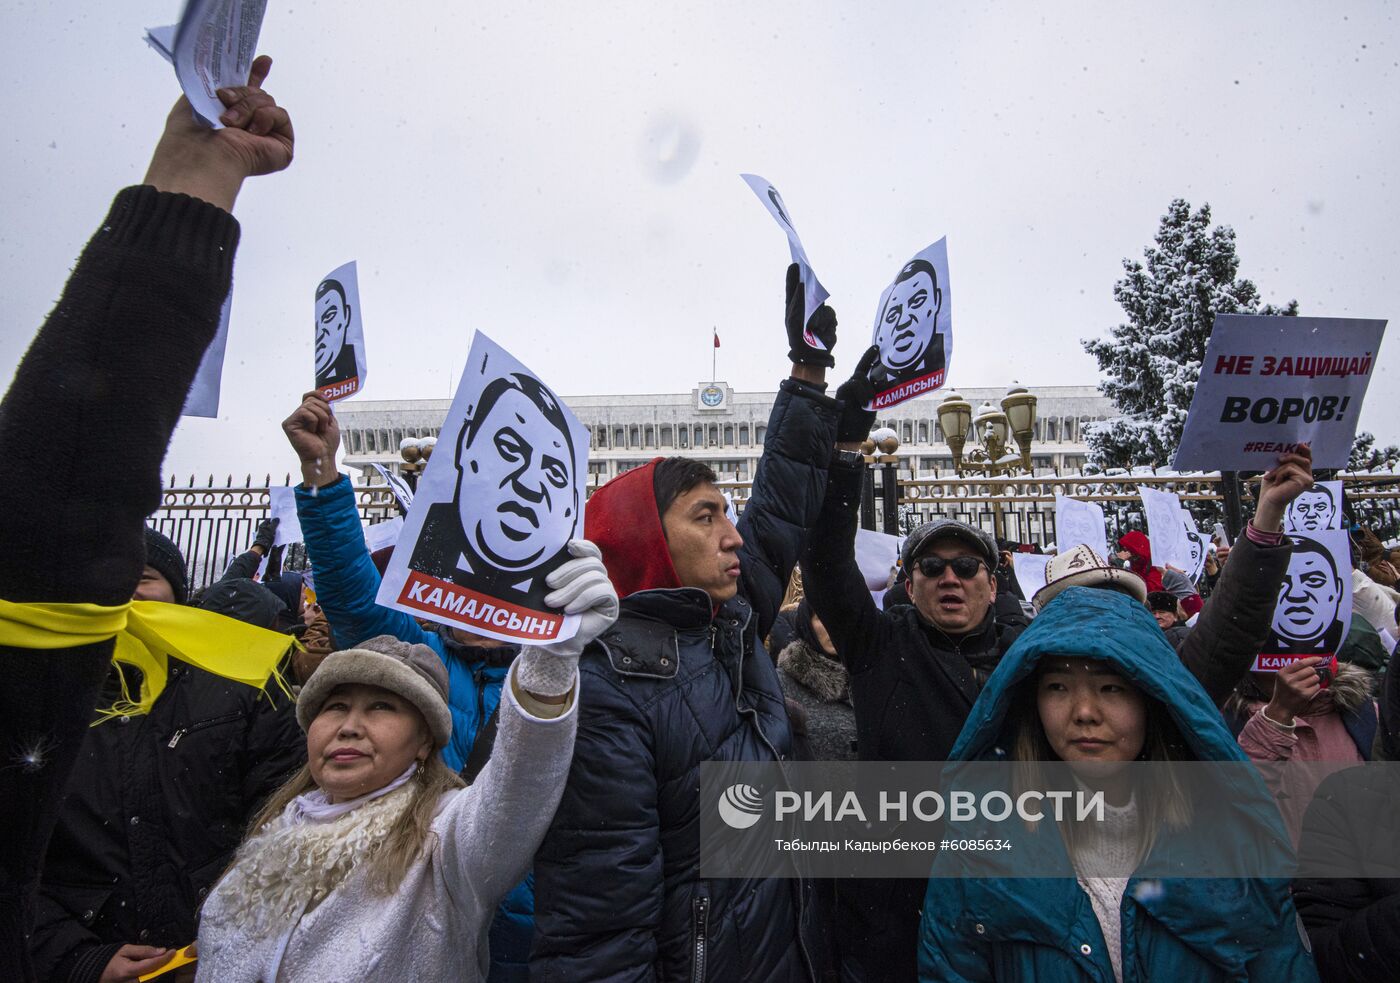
[
  {"x1": 316, "y1": 278, "x2": 348, "y2": 306},
  {"x1": 653, "y1": 457, "x2": 718, "y2": 521}
]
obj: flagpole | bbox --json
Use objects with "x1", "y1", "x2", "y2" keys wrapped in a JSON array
[{"x1": 711, "y1": 327, "x2": 717, "y2": 383}]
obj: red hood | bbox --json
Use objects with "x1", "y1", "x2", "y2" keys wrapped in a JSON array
[
  {"x1": 584, "y1": 458, "x2": 683, "y2": 599},
  {"x1": 1117, "y1": 531, "x2": 1164, "y2": 592}
]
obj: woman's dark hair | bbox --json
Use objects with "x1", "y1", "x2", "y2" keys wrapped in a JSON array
[{"x1": 652, "y1": 457, "x2": 719, "y2": 521}]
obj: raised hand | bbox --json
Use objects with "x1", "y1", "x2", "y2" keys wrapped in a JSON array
[
  {"x1": 1252, "y1": 443, "x2": 1314, "y2": 532},
  {"x1": 282, "y1": 391, "x2": 341, "y2": 488},
  {"x1": 1264, "y1": 656, "x2": 1325, "y2": 726},
  {"x1": 785, "y1": 263, "x2": 837, "y2": 368},
  {"x1": 835, "y1": 345, "x2": 881, "y2": 446},
  {"x1": 143, "y1": 55, "x2": 294, "y2": 212}
]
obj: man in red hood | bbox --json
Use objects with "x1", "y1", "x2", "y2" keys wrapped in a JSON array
[
  {"x1": 530, "y1": 266, "x2": 841, "y2": 982},
  {"x1": 1117, "y1": 529, "x2": 1167, "y2": 594}
]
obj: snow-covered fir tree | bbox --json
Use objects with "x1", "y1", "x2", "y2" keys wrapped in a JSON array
[
  {"x1": 1348, "y1": 432, "x2": 1400, "y2": 472},
  {"x1": 1082, "y1": 199, "x2": 1298, "y2": 470}
]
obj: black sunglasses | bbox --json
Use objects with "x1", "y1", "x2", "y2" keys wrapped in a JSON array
[{"x1": 915, "y1": 555, "x2": 988, "y2": 580}]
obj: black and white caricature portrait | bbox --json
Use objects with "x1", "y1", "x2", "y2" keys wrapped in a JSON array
[
  {"x1": 1284, "y1": 480, "x2": 1342, "y2": 534},
  {"x1": 740, "y1": 173, "x2": 829, "y2": 349},
  {"x1": 1257, "y1": 530, "x2": 1353, "y2": 669},
  {"x1": 377, "y1": 333, "x2": 590, "y2": 644},
  {"x1": 314, "y1": 261, "x2": 368, "y2": 402},
  {"x1": 1181, "y1": 519, "x2": 1207, "y2": 582},
  {"x1": 867, "y1": 238, "x2": 954, "y2": 410}
]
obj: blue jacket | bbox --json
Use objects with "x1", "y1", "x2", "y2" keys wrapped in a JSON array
[
  {"x1": 919, "y1": 587, "x2": 1319, "y2": 983},
  {"x1": 295, "y1": 475, "x2": 531, "y2": 982}
]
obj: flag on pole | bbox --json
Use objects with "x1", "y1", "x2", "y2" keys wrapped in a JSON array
[{"x1": 713, "y1": 330, "x2": 721, "y2": 348}]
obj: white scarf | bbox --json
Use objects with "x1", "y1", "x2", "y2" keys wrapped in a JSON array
[{"x1": 205, "y1": 765, "x2": 420, "y2": 939}]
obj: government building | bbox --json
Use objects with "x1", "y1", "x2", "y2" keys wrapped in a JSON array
[{"x1": 334, "y1": 382, "x2": 1116, "y2": 489}]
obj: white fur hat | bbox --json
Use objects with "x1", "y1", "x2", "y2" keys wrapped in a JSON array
[{"x1": 296, "y1": 634, "x2": 452, "y2": 747}]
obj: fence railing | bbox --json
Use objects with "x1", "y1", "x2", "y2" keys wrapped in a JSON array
[{"x1": 152, "y1": 469, "x2": 1400, "y2": 590}]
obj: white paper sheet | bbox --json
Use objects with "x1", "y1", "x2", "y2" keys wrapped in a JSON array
[
  {"x1": 855, "y1": 527, "x2": 903, "y2": 592},
  {"x1": 866, "y1": 238, "x2": 953, "y2": 410},
  {"x1": 371, "y1": 463, "x2": 415, "y2": 512},
  {"x1": 1255, "y1": 528, "x2": 1354, "y2": 671},
  {"x1": 181, "y1": 291, "x2": 232, "y2": 418},
  {"x1": 267, "y1": 486, "x2": 303, "y2": 546},
  {"x1": 740, "y1": 174, "x2": 829, "y2": 350},
  {"x1": 1285, "y1": 479, "x2": 1344, "y2": 533},
  {"x1": 1054, "y1": 494, "x2": 1108, "y2": 559},
  {"x1": 1173, "y1": 315, "x2": 1387, "y2": 471},
  {"x1": 146, "y1": 0, "x2": 268, "y2": 129},
  {"x1": 315, "y1": 261, "x2": 368, "y2": 402},
  {"x1": 1011, "y1": 553, "x2": 1053, "y2": 600},
  {"x1": 376, "y1": 332, "x2": 590, "y2": 644},
  {"x1": 1138, "y1": 486, "x2": 1191, "y2": 572},
  {"x1": 364, "y1": 516, "x2": 404, "y2": 554}
]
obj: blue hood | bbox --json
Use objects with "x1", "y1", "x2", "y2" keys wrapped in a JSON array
[{"x1": 951, "y1": 586, "x2": 1253, "y2": 766}]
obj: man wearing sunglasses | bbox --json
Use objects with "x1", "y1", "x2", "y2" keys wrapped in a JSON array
[{"x1": 800, "y1": 364, "x2": 1033, "y2": 982}]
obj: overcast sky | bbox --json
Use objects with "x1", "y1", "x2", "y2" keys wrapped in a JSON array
[{"x1": 2, "y1": 1, "x2": 1397, "y2": 478}]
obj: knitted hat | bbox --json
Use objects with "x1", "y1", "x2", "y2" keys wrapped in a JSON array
[
  {"x1": 143, "y1": 527, "x2": 190, "y2": 603},
  {"x1": 297, "y1": 635, "x2": 452, "y2": 747},
  {"x1": 1033, "y1": 544, "x2": 1148, "y2": 611},
  {"x1": 900, "y1": 518, "x2": 999, "y2": 571}
]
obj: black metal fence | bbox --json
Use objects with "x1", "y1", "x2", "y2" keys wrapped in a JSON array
[{"x1": 153, "y1": 469, "x2": 1400, "y2": 590}]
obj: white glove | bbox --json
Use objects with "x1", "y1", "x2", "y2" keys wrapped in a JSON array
[{"x1": 516, "y1": 539, "x2": 619, "y2": 696}]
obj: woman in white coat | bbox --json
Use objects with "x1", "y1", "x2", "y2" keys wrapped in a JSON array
[{"x1": 195, "y1": 540, "x2": 615, "y2": 982}]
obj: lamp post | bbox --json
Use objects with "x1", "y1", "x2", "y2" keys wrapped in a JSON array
[
  {"x1": 398, "y1": 436, "x2": 437, "y2": 490},
  {"x1": 1001, "y1": 383, "x2": 1039, "y2": 472},
  {"x1": 936, "y1": 392, "x2": 973, "y2": 472}
]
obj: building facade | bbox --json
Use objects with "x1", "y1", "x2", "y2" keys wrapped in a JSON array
[{"x1": 334, "y1": 382, "x2": 1117, "y2": 489}]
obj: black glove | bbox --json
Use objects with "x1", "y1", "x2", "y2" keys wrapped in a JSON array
[
  {"x1": 785, "y1": 263, "x2": 837, "y2": 368},
  {"x1": 835, "y1": 346, "x2": 880, "y2": 443},
  {"x1": 253, "y1": 517, "x2": 280, "y2": 553}
]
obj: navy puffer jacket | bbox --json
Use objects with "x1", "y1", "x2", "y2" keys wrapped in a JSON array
[{"x1": 531, "y1": 378, "x2": 837, "y2": 981}]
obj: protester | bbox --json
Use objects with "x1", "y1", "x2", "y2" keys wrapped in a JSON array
[
  {"x1": 1351, "y1": 558, "x2": 1400, "y2": 637},
  {"x1": 194, "y1": 559, "x2": 610, "y2": 982},
  {"x1": 1146, "y1": 590, "x2": 1192, "y2": 645},
  {"x1": 918, "y1": 587, "x2": 1318, "y2": 982},
  {"x1": 282, "y1": 391, "x2": 536, "y2": 981},
  {"x1": 777, "y1": 598, "x2": 857, "y2": 762},
  {"x1": 215, "y1": 517, "x2": 280, "y2": 582},
  {"x1": 1115, "y1": 530, "x2": 1166, "y2": 594},
  {"x1": 1293, "y1": 632, "x2": 1400, "y2": 980},
  {"x1": 530, "y1": 265, "x2": 839, "y2": 981},
  {"x1": 0, "y1": 56, "x2": 294, "y2": 983},
  {"x1": 801, "y1": 359, "x2": 1030, "y2": 981},
  {"x1": 1159, "y1": 564, "x2": 1204, "y2": 616},
  {"x1": 30, "y1": 530, "x2": 306, "y2": 983}
]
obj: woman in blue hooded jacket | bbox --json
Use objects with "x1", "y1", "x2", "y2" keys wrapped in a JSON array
[{"x1": 918, "y1": 586, "x2": 1318, "y2": 982}]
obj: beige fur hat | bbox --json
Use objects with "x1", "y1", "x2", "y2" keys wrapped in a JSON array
[{"x1": 296, "y1": 634, "x2": 452, "y2": 747}]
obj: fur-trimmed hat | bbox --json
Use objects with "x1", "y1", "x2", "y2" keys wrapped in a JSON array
[
  {"x1": 143, "y1": 527, "x2": 189, "y2": 603},
  {"x1": 1033, "y1": 544, "x2": 1148, "y2": 611},
  {"x1": 296, "y1": 635, "x2": 452, "y2": 747}
]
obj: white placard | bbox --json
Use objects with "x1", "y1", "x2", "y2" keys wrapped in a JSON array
[
  {"x1": 740, "y1": 174, "x2": 829, "y2": 350},
  {"x1": 376, "y1": 332, "x2": 590, "y2": 644},
  {"x1": 1254, "y1": 529, "x2": 1355, "y2": 670},
  {"x1": 866, "y1": 238, "x2": 953, "y2": 410},
  {"x1": 1180, "y1": 516, "x2": 1208, "y2": 583},
  {"x1": 364, "y1": 516, "x2": 404, "y2": 554},
  {"x1": 1138, "y1": 486, "x2": 1191, "y2": 572},
  {"x1": 370, "y1": 463, "x2": 415, "y2": 512},
  {"x1": 1054, "y1": 494, "x2": 1108, "y2": 559},
  {"x1": 1173, "y1": 315, "x2": 1387, "y2": 471},
  {"x1": 1011, "y1": 553, "x2": 1053, "y2": 599},
  {"x1": 855, "y1": 527, "x2": 903, "y2": 592},
  {"x1": 315, "y1": 261, "x2": 368, "y2": 402},
  {"x1": 267, "y1": 486, "x2": 303, "y2": 546},
  {"x1": 1284, "y1": 480, "x2": 1344, "y2": 533},
  {"x1": 181, "y1": 291, "x2": 233, "y2": 418},
  {"x1": 146, "y1": 0, "x2": 268, "y2": 129}
]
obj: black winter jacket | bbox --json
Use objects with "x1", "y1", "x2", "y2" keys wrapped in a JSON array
[
  {"x1": 30, "y1": 662, "x2": 304, "y2": 983},
  {"x1": 0, "y1": 188, "x2": 238, "y2": 983},
  {"x1": 531, "y1": 378, "x2": 838, "y2": 982}
]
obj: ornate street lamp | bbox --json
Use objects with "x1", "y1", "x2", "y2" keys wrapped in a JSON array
[
  {"x1": 973, "y1": 401, "x2": 1010, "y2": 463},
  {"x1": 936, "y1": 392, "x2": 973, "y2": 472},
  {"x1": 398, "y1": 436, "x2": 437, "y2": 489},
  {"x1": 1001, "y1": 383, "x2": 1039, "y2": 472}
]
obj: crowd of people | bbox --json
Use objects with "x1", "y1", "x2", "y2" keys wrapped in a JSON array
[{"x1": 3, "y1": 59, "x2": 1400, "y2": 983}]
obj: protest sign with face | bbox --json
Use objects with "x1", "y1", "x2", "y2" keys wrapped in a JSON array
[
  {"x1": 376, "y1": 332, "x2": 590, "y2": 644},
  {"x1": 1138, "y1": 486, "x2": 1192, "y2": 572},
  {"x1": 1054, "y1": 494, "x2": 1108, "y2": 559},
  {"x1": 1254, "y1": 529, "x2": 1354, "y2": 671},
  {"x1": 371, "y1": 463, "x2": 415, "y2": 513},
  {"x1": 1011, "y1": 552, "x2": 1052, "y2": 599},
  {"x1": 182, "y1": 292, "x2": 232, "y2": 418},
  {"x1": 740, "y1": 174, "x2": 830, "y2": 350},
  {"x1": 1180, "y1": 517, "x2": 1208, "y2": 583},
  {"x1": 1285, "y1": 480, "x2": 1343, "y2": 534},
  {"x1": 314, "y1": 261, "x2": 368, "y2": 402},
  {"x1": 865, "y1": 239, "x2": 953, "y2": 410},
  {"x1": 1172, "y1": 315, "x2": 1387, "y2": 471}
]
